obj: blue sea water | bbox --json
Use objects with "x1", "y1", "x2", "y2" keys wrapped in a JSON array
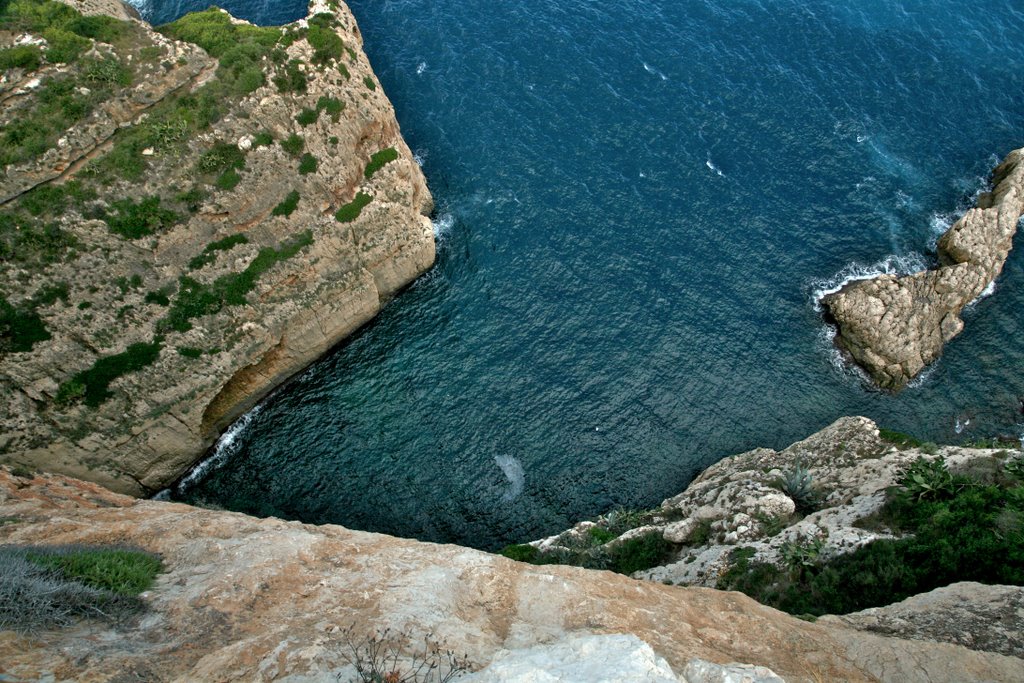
[{"x1": 144, "y1": 0, "x2": 1024, "y2": 549}]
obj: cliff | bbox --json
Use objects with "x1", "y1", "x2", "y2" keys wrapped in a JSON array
[
  {"x1": 821, "y1": 147, "x2": 1024, "y2": 390},
  {"x1": 0, "y1": 0, "x2": 434, "y2": 494},
  {"x1": 1, "y1": 467, "x2": 1022, "y2": 682}
]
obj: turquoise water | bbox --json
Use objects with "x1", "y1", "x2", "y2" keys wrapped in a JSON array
[{"x1": 147, "y1": 0, "x2": 1024, "y2": 549}]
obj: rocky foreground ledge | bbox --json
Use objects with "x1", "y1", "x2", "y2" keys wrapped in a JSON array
[
  {"x1": 1, "y1": 465, "x2": 1023, "y2": 682},
  {"x1": 822, "y1": 147, "x2": 1024, "y2": 390}
]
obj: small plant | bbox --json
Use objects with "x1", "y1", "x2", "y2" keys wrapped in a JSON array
[
  {"x1": 273, "y1": 59, "x2": 307, "y2": 93},
  {"x1": 499, "y1": 544, "x2": 539, "y2": 563},
  {"x1": 364, "y1": 147, "x2": 398, "y2": 179},
  {"x1": 774, "y1": 463, "x2": 819, "y2": 514},
  {"x1": 1006, "y1": 455, "x2": 1024, "y2": 480},
  {"x1": 188, "y1": 233, "x2": 250, "y2": 270},
  {"x1": 879, "y1": 428, "x2": 924, "y2": 450},
  {"x1": 898, "y1": 456, "x2": 960, "y2": 501},
  {"x1": 339, "y1": 626, "x2": 471, "y2": 683},
  {"x1": 103, "y1": 196, "x2": 180, "y2": 239},
  {"x1": 307, "y1": 23, "x2": 345, "y2": 65},
  {"x1": 280, "y1": 133, "x2": 305, "y2": 157},
  {"x1": 335, "y1": 192, "x2": 372, "y2": 223},
  {"x1": 56, "y1": 339, "x2": 162, "y2": 407},
  {"x1": 363, "y1": 75, "x2": 376, "y2": 90},
  {"x1": 298, "y1": 152, "x2": 318, "y2": 175},
  {"x1": 586, "y1": 525, "x2": 617, "y2": 546},
  {"x1": 0, "y1": 295, "x2": 51, "y2": 353},
  {"x1": 215, "y1": 168, "x2": 242, "y2": 190},
  {"x1": 252, "y1": 131, "x2": 274, "y2": 148},
  {"x1": 296, "y1": 107, "x2": 319, "y2": 126},
  {"x1": 176, "y1": 346, "x2": 202, "y2": 359},
  {"x1": 271, "y1": 190, "x2": 301, "y2": 217},
  {"x1": 779, "y1": 534, "x2": 826, "y2": 576},
  {"x1": 0, "y1": 45, "x2": 42, "y2": 70},
  {"x1": 607, "y1": 531, "x2": 672, "y2": 575},
  {"x1": 316, "y1": 95, "x2": 344, "y2": 121}
]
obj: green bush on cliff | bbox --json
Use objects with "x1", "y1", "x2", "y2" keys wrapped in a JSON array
[
  {"x1": 335, "y1": 192, "x2": 372, "y2": 223},
  {"x1": 0, "y1": 211, "x2": 79, "y2": 267},
  {"x1": 280, "y1": 133, "x2": 305, "y2": 157},
  {"x1": 273, "y1": 59, "x2": 307, "y2": 93},
  {"x1": 56, "y1": 339, "x2": 163, "y2": 406},
  {"x1": 271, "y1": 190, "x2": 301, "y2": 217},
  {"x1": 297, "y1": 152, "x2": 317, "y2": 175},
  {"x1": 0, "y1": 45, "x2": 42, "y2": 70},
  {"x1": 364, "y1": 147, "x2": 399, "y2": 179},
  {"x1": 316, "y1": 95, "x2": 344, "y2": 121},
  {"x1": 0, "y1": 296, "x2": 51, "y2": 353},
  {"x1": 296, "y1": 107, "x2": 320, "y2": 126},
  {"x1": 306, "y1": 23, "x2": 345, "y2": 65},
  {"x1": 159, "y1": 231, "x2": 314, "y2": 333},
  {"x1": 717, "y1": 458, "x2": 1024, "y2": 616},
  {"x1": 103, "y1": 196, "x2": 180, "y2": 239},
  {"x1": 188, "y1": 233, "x2": 249, "y2": 270},
  {"x1": 0, "y1": 75, "x2": 97, "y2": 166},
  {"x1": 1, "y1": 0, "x2": 127, "y2": 50}
]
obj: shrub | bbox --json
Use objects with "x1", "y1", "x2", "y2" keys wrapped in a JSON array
[
  {"x1": 0, "y1": 76, "x2": 97, "y2": 166},
  {"x1": 607, "y1": 532, "x2": 673, "y2": 575},
  {"x1": 271, "y1": 190, "x2": 300, "y2": 217},
  {"x1": 297, "y1": 152, "x2": 317, "y2": 175},
  {"x1": 340, "y1": 626, "x2": 470, "y2": 683},
  {"x1": 364, "y1": 147, "x2": 398, "y2": 179},
  {"x1": 273, "y1": 59, "x2": 307, "y2": 93},
  {"x1": 0, "y1": 544, "x2": 161, "y2": 633},
  {"x1": 280, "y1": 133, "x2": 304, "y2": 156},
  {"x1": 188, "y1": 233, "x2": 249, "y2": 269},
  {"x1": 56, "y1": 339, "x2": 162, "y2": 406},
  {"x1": 898, "y1": 456, "x2": 961, "y2": 501},
  {"x1": 42, "y1": 26, "x2": 90, "y2": 63},
  {"x1": 315, "y1": 95, "x2": 343, "y2": 121},
  {"x1": 176, "y1": 346, "x2": 202, "y2": 359},
  {"x1": 499, "y1": 544, "x2": 539, "y2": 563},
  {"x1": 0, "y1": 45, "x2": 42, "y2": 70},
  {"x1": 363, "y1": 75, "x2": 376, "y2": 90},
  {"x1": 81, "y1": 55, "x2": 133, "y2": 85},
  {"x1": 197, "y1": 142, "x2": 245, "y2": 174},
  {"x1": 0, "y1": 296, "x2": 50, "y2": 353},
  {"x1": 335, "y1": 191, "x2": 371, "y2": 222},
  {"x1": 879, "y1": 428, "x2": 924, "y2": 449},
  {"x1": 252, "y1": 131, "x2": 274, "y2": 148},
  {"x1": 0, "y1": 211, "x2": 78, "y2": 266},
  {"x1": 296, "y1": 107, "x2": 319, "y2": 126},
  {"x1": 337, "y1": 62, "x2": 350, "y2": 79},
  {"x1": 215, "y1": 168, "x2": 241, "y2": 190},
  {"x1": 144, "y1": 290, "x2": 170, "y2": 306},
  {"x1": 306, "y1": 24, "x2": 344, "y2": 65},
  {"x1": 103, "y1": 196, "x2": 179, "y2": 239}
]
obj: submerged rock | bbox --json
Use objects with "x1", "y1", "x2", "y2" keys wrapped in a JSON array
[{"x1": 821, "y1": 147, "x2": 1024, "y2": 391}]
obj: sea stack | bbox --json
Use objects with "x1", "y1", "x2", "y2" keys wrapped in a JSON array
[{"x1": 822, "y1": 147, "x2": 1024, "y2": 391}]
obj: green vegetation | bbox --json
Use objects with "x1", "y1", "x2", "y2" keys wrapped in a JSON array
[
  {"x1": 0, "y1": 212, "x2": 79, "y2": 266},
  {"x1": 500, "y1": 544, "x2": 540, "y2": 563},
  {"x1": 297, "y1": 152, "x2": 317, "y2": 175},
  {"x1": 296, "y1": 107, "x2": 319, "y2": 126},
  {"x1": 717, "y1": 455, "x2": 1024, "y2": 616},
  {"x1": 307, "y1": 23, "x2": 345, "y2": 65},
  {"x1": 158, "y1": 8, "x2": 280, "y2": 96},
  {"x1": 773, "y1": 463, "x2": 819, "y2": 514},
  {"x1": 272, "y1": 58, "x2": 307, "y2": 93},
  {"x1": 42, "y1": 26, "x2": 90, "y2": 63},
  {"x1": 362, "y1": 75, "x2": 376, "y2": 90},
  {"x1": 144, "y1": 290, "x2": 171, "y2": 306},
  {"x1": 252, "y1": 131, "x2": 274, "y2": 148},
  {"x1": 1, "y1": 75, "x2": 100, "y2": 166},
  {"x1": 0, "y1": 544, "x2": 161, "y2": 632},
  {"x1": 337, "y1": 62, "x2": 350, "y2": 80},
  {"x1": 188, "y1": 233, "x2": 249, "y2": 270},
  {"x1": 879, "y1": 428, "x2": 925, "y2": 449},
  {"x1": 316, "y1": 95, "x2": 344, "y2": 121},
  {"x1": 56, "y1": 339, "x2": 162, "y2": 406},
  {"x1": 500, "y1": 531, "x2": 672, "y2": 576},
  {"x1": 1, "y1": 0, "x2": 128, "y2": 66},
  {"x1": 334, "y1": 192, "x2": 372, "y2": 223},
  {"x1": 271, "y1": 190, "x2": 300, "y2": 217},
  {"x1": 159, "y1": 231, "x2": 313, "y2": 333},
  {"x1": 364, "y1": 147, "x2": 398, "y2": 179},
  {"x1": 197, "y1": 141, "x2": 245, "y2": 174},
  {"x1": 607, "y1": 532, "x2": 673, "y2": 575},
  {"x1": 280, "y1": 133, "x2": 305, "y2": 156},
  {"x1": 176, "y1": 346, "x2": 202, "y2": 359},
  {"x1": 0, "y1": 44, "x2": 42, "y2": 70},
  {"x1": 0, "y1": 296, "x2": 50, "y2": 353},
  {"x1": 103, "y1": 196, "x2": 180, "y2": 239},
  {"x1": 215, "y1": 168, "x2": 242, "y2": 190}
]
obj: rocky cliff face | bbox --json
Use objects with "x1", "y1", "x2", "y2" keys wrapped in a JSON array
[
  {"x1": 820, "y1": 148, "x2": 1024, "y2": 390},
  {"x1": 2, "y1": 467, "x2": 1022, "y2": 682},
  {"x1": 0, "y1": 0, "x2": 434, "y2": 494}
]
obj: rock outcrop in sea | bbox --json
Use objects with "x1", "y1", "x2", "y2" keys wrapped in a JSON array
[
  {"x1": 0, "y1": 0, "x2": 434, "y2": 493},
  {"x1": 2, "y1": 465, "x2": 1022, "y2": 682},
  {"x1": 821, "y1": 147, "x2": 1024, "y2": 390}
]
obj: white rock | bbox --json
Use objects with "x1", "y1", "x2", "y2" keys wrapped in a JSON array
[
  {"x1": 238, "y1": 135, "x2": 253, "y2": 151},
  {"x1": 682, "y1": 658, "x2": 785, "y2": 683},
  {"x1": 663, "y1": 519, "x2": 698, "y2": 544},
  {"x1": 462, "y1": 634, "x2": 682, "y2": 683},
  {"x1": 142, "y1": 148, "x2": 155, "y2": 156}
]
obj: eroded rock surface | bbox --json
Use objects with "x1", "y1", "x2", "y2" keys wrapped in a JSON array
[
  {"x1": 821, "y1": 147, "x2": 1024, "y2": 390},
  {"x1": 1, "y1": 467, "x2": 1022, "y2": 682},
  {"x1": 0, "y1": 0, "x2": 433, "y2": 493}
]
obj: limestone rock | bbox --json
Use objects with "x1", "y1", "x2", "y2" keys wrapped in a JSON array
[
  {"x1": 820, "y1": 582, "x2": 1024, "y2": 659},
  {"x1": 682, "y1": 658, "x2": 785, "y2": 683},
  {"x1": 821, "y1": 147, "x2": 1024, "y2": 390},
  {"x1": 0, "y1": 0, "x2": 434, "y2": 494},
  {"x1": 1, "y1": 467, "x2": 1022, "y2": 682}
]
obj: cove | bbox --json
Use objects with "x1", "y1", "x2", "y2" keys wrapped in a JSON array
[{"x1": 143, "y1": 0, "x2": 1024, "y2": 549}]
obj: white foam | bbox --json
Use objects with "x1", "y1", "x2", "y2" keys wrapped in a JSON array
[
  {"x1": 494, "y1": 454, "x2": 525, "y2": 503},
  {"x1": 416, "y1": 61, "x2": 427, "y2": 75},
  {"x1": 175, "y1": 403, "x2": 264, "y2": 493},
  {"x1": 413, "y1": 149, "x2": 427, "y2": 167},
  {"x1": 642, "y1": 62, "x2": 668, "y2": 81},
  {"x1": 705, "y1": 156, "x2": 724, "y2": 177},
  {"x1": 432, "y1": 212, "x2": 454, "y2": 241},
  {"x1": 809, "y1": 252, "x2": 928, "y2": 313}
]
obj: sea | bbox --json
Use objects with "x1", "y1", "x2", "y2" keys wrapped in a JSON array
[{"x1": 140, "y1": 0, "x2": 1024, "y2": 549}]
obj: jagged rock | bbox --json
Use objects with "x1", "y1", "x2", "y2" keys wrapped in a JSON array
[
  {"x1": 1, "y1": 467, "x2": 1022, "y2": 682},
  {"x1": 462, "y1": 634, "x2": 684, "y2": 683},
  {"x1": 819, "y1": 582, "x2": 1024, "y2": 659},
  {"x1": 822, "y1": 147, "x2": 1024, "y2": 390},
  {"x1": 0, "y1": 0, "x2": 434, "y2": 494},
  {"x1": 682, "y1": 658, "x2": 785, "y2": 683}
]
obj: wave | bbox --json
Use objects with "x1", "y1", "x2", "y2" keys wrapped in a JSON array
[
  {"x1": 172, "y1": 403, "x2": 264, "y2": 495},
  {"x1": 494, "y1": 454, "x2": 524, "y2": 503},
  {"x1": 809, "y1": 252, "x2": 929, "y2": 313},
  {"x1": 432, "y1": 212, "x2": 454, "y2": 242}
]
